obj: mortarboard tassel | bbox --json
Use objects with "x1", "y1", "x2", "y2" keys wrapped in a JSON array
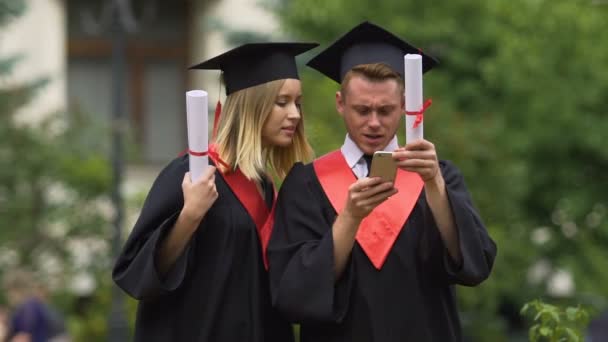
[{"x1": 212, "y1": 100, "x2": 221, "y2": 141}]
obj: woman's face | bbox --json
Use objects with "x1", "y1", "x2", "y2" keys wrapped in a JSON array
[{"x1": 262, "y1": 79, "x2": 302, "y2": 147}]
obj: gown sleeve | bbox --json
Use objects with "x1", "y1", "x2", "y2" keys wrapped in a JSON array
[
  {"x1": 420, "y1": 160, "x2": 497, "y2": 286},
  {"x1": 112, "y1": 157, "x2": 193, "y2": 299},
  {"x1": 267, "y1": 163, "x2": 353, "y2": 324}
]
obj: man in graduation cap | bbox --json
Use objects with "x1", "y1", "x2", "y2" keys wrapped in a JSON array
[
  {"x1": 113, "y1": 42, "x2": 317, "y2": 342},
  {"x1": 267, "y1": 21, "x2": 497, "y2": 342}
]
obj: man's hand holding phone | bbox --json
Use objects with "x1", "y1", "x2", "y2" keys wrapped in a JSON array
[
  {"x1": 344, "y1": 176, "x2": 397, "y2": 220},
  {"x1": 341, "y1": 151, "x2": 399, "y2": 221}
]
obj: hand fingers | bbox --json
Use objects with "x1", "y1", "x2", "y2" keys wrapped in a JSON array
[
  {"x1": 202, "y1": 166, "x2": 217, "y2": 179},
  {"x1": 208, "y1": 183, "x2": 219, "y2": 200},
  {"x1": 393, "y1": 150, "x2": 436, "y2": 161},
  {"x1": 350, "y1": 177, "x2": 385, "y2": 192},
  {"x1": 404, "y1": 139, "x2": 434, "y2": 151},
  {"x1": 184, "y1": 166, "x2": 217, "y2": 184},
  {"x1": 360, "y1": 187, "x2": 398, "y2": 208},
  {"x1": 199, "y1": 182, "x2": 218, "y2": 200},
  {"x1": 191, "y1": 181, "x2": 219, "y2": 203},
  {"x1": 189, "y1": 167, "x2": 217, "y2": 186},
  {"x1": 397, "y1": 159, "x2": 436, "y2": 169},
  {"x1": 360, "y1": 181, "x2": 395, "y2": 197},
  {"x1": 183, "y1": 172, "x2": 192, "y2": 185}
]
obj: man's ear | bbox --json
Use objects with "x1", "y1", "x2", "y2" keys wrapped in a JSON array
[{"x1": 336, "y1": 90, "x2": 345, "y2": 117}]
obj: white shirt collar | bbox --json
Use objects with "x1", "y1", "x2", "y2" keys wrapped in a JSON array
[{"x1": 340, "y1": 134, "x2": 400, "y2": 169}]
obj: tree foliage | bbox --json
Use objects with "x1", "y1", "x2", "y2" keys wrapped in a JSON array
[
  {"x1": 521, "y1": 299, "x2": 590, "y2": 342},
  {"x1": 1, "y1": 1, "x2": 118, "y2": 339}
]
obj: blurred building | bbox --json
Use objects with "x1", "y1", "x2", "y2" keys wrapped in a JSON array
[
  {"x1": 1, "y1": 0, "x2": 280, "y2": 196},
  {"x1": 0, "y1": 0, "x2": 281, "y2": 296}
]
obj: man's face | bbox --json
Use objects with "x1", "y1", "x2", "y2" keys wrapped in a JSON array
[{"x1": 336, "y1": 76, "x2": 404, "y2": 155}]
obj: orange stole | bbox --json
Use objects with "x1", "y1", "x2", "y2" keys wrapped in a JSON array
[
  {"x1": 219, "y1": 168, "x2": 276, "y2": 269},
  {"x1": 313, "y1": 151, "x2": 424, "y2": 269}
]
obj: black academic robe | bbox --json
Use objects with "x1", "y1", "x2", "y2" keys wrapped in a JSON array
[
  {"x1": 112, "y1": 156, "x2": 294, "y2": 342},
  {"x1": 267, "y1": 159, "x2": 497, "y2": 342}
]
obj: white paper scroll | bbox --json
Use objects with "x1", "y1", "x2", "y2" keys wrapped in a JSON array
[
  {"x1": 404, "y1": 54, "x2": 423, "y2": 144},
  {"x1": 186, "y1": 90, "x2": 209, "y2": 182}
]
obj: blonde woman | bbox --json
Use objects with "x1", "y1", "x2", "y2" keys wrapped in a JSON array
[{"x1": 113, "y1": 42, "x2": 317, "y2": 342}]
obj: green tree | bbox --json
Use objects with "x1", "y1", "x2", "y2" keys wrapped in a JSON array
[
  {"x1": 1, "y1": 1, "x2": 122, "y2": 340},
  {"x1": 521, "y1": 299, "x2": 590, "y2": 342},
  {"x1": 269, "y1": 0, "x2": 608, "y2": 339}
]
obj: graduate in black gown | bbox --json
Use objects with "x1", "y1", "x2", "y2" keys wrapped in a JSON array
[
  {"x1": 267, "y1": 22, "x2": 497, "y2": 342},
  {"x1": 112, "y1": 42, "x2": 317, "y2": 342}
]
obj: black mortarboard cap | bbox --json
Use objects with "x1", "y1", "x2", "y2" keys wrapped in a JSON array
[
  {"x1": 307, "y1": 21, "x2": 439, "y2": 83},
  {"x1": 190, "y1": 42, "x2": 319, "y2": 95}
]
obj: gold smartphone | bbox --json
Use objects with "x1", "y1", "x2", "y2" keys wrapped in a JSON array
[{"x1": 369, "y1": 151, "x2": 397, "y2": 183}]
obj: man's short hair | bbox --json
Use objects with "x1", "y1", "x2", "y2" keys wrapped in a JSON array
[{"x1": 340, "y1": 63, "x2": 404, "y2": 97}]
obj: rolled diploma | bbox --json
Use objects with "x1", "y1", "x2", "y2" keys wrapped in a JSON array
[
  {"x1": 186, "y1": 90, "x2": 209, "y2": 182},
  {"x1": 404, "y1": 54, "x2": 423, "y2": 144}
]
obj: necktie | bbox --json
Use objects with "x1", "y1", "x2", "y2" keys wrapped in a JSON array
[{"x1": 362, "y1": 154, "x2": 373, "y2": 177}]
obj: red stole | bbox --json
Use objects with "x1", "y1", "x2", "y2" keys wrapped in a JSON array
[
  {"x1": 219, "y1": 168, "x2": 276, "y2": 270},
  {"x1": 313, "y1": 150, "x2": 424, "y2": 269}
]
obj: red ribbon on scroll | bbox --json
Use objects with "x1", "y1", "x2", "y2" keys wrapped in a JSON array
[{"x1": 405, "y1": 98, "x2": 432, "y2": 129}]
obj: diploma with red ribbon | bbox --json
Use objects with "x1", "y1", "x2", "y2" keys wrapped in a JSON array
[
  {"x1": 186, "y1": 90, "x2": 209, "y2": 182},
  {"x1": 404, "y1": 54, "x2": 429, "y2": 144}
]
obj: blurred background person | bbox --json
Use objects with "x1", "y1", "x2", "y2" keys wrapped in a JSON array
[
  {"x1": 0, "y1": 305, "x2": 8, "y2": 341},
  {"x1": 2, "y1": 271, "x2": 68, "y2": 342}
]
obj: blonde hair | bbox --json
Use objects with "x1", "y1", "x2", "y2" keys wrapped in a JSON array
[
  {"x1": 215, "y1": 79, "x2": 313, "y2": 181},
  {"x1": 341, "y1": 63, "x2": 404, "y2": 97}
]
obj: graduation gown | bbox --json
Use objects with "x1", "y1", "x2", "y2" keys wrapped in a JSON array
[
  {"x1": 112, "y1": 156, "x2": 294, "y2": 342},
  {"x1": 267, "y1": 158, "x2": 497, "y2": 342}
]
